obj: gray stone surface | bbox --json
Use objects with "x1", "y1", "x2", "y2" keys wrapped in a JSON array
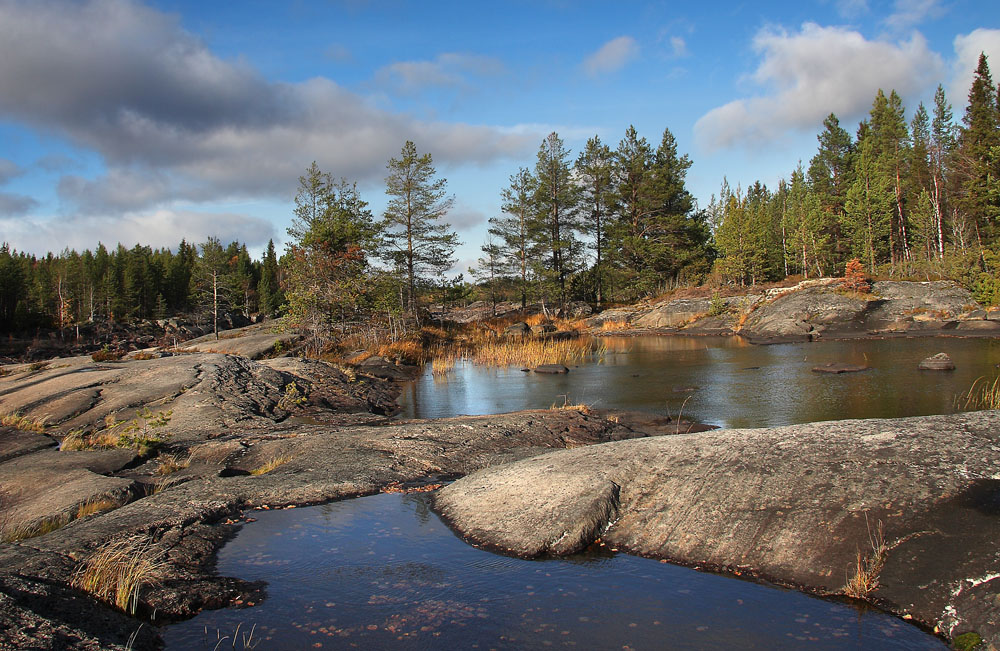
[{"x1": 435, "y1": 411, "x2": 1000, "y2": 646}]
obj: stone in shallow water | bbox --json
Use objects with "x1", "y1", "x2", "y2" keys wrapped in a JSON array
[
  {"x1": 811, "y1": 363, "x2": 869, "y2": 374},
  {"x1": 534, "y1": 364, "x2": 569, "y2": 374},
  {"x1": 918, "y1": 352, "x2": 955, "y2": 370}
]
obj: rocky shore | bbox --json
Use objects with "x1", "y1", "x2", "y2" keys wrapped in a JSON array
[{"x1": 0, "y1": 351, "x2": 654, "y2": 649}]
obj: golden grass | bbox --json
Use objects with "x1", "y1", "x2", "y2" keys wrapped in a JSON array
[
  {"x1": 958, "y1": 376, "x2": 1000, "y2": 411},
  {"x1": 470, "y1": 337, "x2": 603, "y2": 368},
  {"x1": 73, "y1": 535, "x2": 165, "y2": 613},
  {"x1": 0, "y1": 411, "x2": 48, "y2": 433},
  {"x1": 843, "y1": 517, "x2": 887, "y2": 599},
  {"x1": 250, "y1": 453, "x2": 293, "y2": 476},
  {"x1": 431, "y1": 355, "x2": 456, "y2": 376},
  {"x1": 550, "y1": 396, "x2": 592, "y2": 414},
  {"x1": 1, "y1": 515, "x2": 69, "y2": 543},
  {"x1": 76, "y1": 497, "x2": 119, "y2": 519}
]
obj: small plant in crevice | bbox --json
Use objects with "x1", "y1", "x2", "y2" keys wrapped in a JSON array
[
  {"x1": 843, "y1": 514, "x2": 888, "y2": 599},
  {"x1": 76, "y1": 496, "x2": 119, "y2": 519},
  {"x1": 60, "y1": 409, "x2": 172, "y2": 456},
  {"x1": 550, "y1": 395, "x2": 592, "y2": 414},
  {"x1": 155, "y1": 454, "x2": 190, "y2": 475},
  {"x1": 73, "y1": 534, "x2": 165, "y2": 614},
  {"x1": 277, "y1": 382, "x2": 308, "y2": 410}
]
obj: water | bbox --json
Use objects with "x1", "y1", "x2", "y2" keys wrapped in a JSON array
[
  {"x1": 399, "y1": 336, "x2": 1000, "y2": 428},
  {"x1": 163, "y1": 492, "x2": 944, "y2": 650}
]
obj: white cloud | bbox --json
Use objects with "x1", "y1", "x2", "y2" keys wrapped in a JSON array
[
  {"x1": 583, "y1": 36, "x2": 639, "y2": 77},
  {"x1": 833, "y1": 0, "x2": 868, "y2": 18},
  {"x1": 950, "y1": 29, "x2": 1000, "y2": 111},
  {"x1": 669, "y1": 36, "x2": 689, "y2": 58},
  {"x1": 884, "y1": 0, "x2": 943, "y2": 32},
  {"x1": 374, "y1": 53, "x2": 505, "y2": 95},
  {"x1": 695, "y1": 23, "x2": 943, "y2": 151},
  {"x1": 0, "y1": 1, "x2": 533, "y2": 218},
  {"x1": 0, "y1": 209, "x2": 275, "y2": 255}
]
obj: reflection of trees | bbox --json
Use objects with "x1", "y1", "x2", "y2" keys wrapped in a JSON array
[{"x1": 404, "y1": 493, "x2": 432, "y2": 525}]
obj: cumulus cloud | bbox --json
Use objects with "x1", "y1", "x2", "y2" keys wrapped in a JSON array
[
  {"x1": 0, "y1": 209, "x2": 274, "y2": 255},
  {"x1": 375, "y1": 53, "x2": 505, "y2": 95},
  {"x1": 884, "y1": 0, "x2": 943, "y2": 32},
  {"x1": 951, "y1": 29, "x2": 1000, "y2": 109},
  {"x1": 833, "y1": 0, "x2": 868, "y2": 18},
  {"x1": 583, "y1": 36, "x2": 639, "y2": 77},
  {"x1": 694, "y1": 23, "x2": 943, "y2": 151},
  {"x1": 0, "y1": 0, "x2": 533, "y2": 215}
]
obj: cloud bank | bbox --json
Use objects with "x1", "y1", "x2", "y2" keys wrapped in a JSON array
[
  {"x1": 583, "y1": 36, "x2": 640, "y2": 76},
  {"x1": 0, "y1": 0, "x2": 534, "y2": 216}
]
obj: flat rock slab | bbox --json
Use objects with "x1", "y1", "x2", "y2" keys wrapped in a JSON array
[
  {"x1": 435, "y1": 410, "x2": 1000, "y2": 646},
  {"x1": 811, "y1": 363, "x2": 869, "y2": 374},
  {"x1": 178, "y1": 331, "x2": 301, "y2": 359},
  {"x1": 534, "y1": 364, "x2": 569, "y2": 374}
]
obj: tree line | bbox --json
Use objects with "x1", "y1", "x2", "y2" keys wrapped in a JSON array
[{"x1": 710, "y1": 53, "x2": 1000, "y2": 306}]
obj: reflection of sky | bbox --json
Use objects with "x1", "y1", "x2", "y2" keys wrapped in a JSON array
[
  {"x1": 164, "y1": 492, "x2": 944, "y2": 650},
  {"x1": 400, "y1": 336, "x2": 1000, "y2": 428}
]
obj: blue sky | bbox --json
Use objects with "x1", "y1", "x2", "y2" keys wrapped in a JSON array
[{"x1": 0, "y1": 0, "x2": 997, "y2": 274}]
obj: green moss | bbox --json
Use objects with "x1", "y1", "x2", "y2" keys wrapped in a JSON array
[{"x1": 953, "y1": 631, "x2": 983, "y2": 651}]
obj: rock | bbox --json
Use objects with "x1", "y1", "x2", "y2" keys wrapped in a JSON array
[
  {"x1": 534, "y1": 364, "x2": 569, "y2": 374},
  {"x1": 503, "y1": 322, "x2": 531, "y2": 337},
  {"x1": 918, "y1": 352, "x2": 956, "y2": 370},
  {"x1": 357, "y1": 355, "x2": 417, "y2": 381},
  {"x1": 742, "y1": 287, "x2": 868, "y2": 341},
  {"x1": 435, "y1": 411, "x2": 1000, "y2": 647},
  {"x1": 531, "y1": 323, "x2": 556, "y2": 335},
  {"x1": 811, "y1": 363, "x2": 869, "y2": 374},
  {"x1": 561, "y1": 301, "x2": 593, "y2": 318},
  {"x1": 179, "y1": 323, "x2": 302, "y2": 359}
]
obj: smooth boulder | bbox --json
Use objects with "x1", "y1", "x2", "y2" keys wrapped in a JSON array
[{"x1": 918, "y1": 352, "x2": 956, "y2": 370}]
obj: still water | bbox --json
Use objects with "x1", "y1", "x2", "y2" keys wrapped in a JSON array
[
  {"x1": 399, "y1": 336, "x2": 1000, "y2": 428},
  {"x1": 163, "y1": 492, "x2": 944, "y2": 650}
]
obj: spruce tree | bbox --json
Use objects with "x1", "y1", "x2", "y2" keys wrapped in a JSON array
[{"x1": 532, "y1": 132, "x2": 581, "y2": 308}]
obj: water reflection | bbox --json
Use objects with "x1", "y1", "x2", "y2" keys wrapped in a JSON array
[
  {"x1": 164, "y1": 493, "x2": 944, "y2": 650},
  {"x1": 400, "y1": 336, "x2": 1000, "y2": 428}
]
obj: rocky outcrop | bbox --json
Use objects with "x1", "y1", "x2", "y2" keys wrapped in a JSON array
[
  {"x1": 583, "y1": 279, "x2": 994, "y2": 343},
  {"x1": 435, "y1": 410, "x2": 1000, "y2": 647},
  {"x1": 0, "y1": 350, "x2": 666, "y2": 649},
  {"x1": 177, "y1": 323, "x2": 302, "y2": 359}
]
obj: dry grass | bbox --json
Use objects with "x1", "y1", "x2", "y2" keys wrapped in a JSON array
[
  {"x1": 155, "y1": 454, "x2": 189, "y2": 475},
  {"x1": 73, "y1": 535, "x2": 165, "y2": 613},
  {"x1": 843, "y1": 516, "x2": 888, "y2": 599},
  {"x1": 1, "y1": 515, "x2": 70, "y2": 543},
  {"x1": 470, "y1": 337, "x2": 603, "y2": 368},
  {"x1": 250, "y1": 453, "x2": 293, "y2": 476},
  {"x1": 58, "y1": 410, "x2": 171, "y2": 456},
  {"x1": 0, "y1": 411, "x2": 48, "y2": 433},
  {"x1": 599, "y1": 319, "x2": 631, "y2": 332},
  {"x1": 76, "y1": 497, "x2": 119, "y2": 519},
  {"x1": 958, "y1": 376, "x2": 1000, "y2": 411},
  {"x1": 431, "y1": 354, "x2": 457, "y2": 376},
  {"x1": 550, "y1": 396, "x2": 592, "y2": 414}
]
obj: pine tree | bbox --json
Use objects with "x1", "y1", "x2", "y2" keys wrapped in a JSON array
[
  {"x1": 380, "y1": 142, "x2": 459, "y2": 320},
  {"x1": 957, "y1": 53, "x2": 1000, "y2": 243},
  {"x1": 533, "y1": 132, "x2": 581, "y2": 308},
  {"x1": 490, "y1": 167, "x2": 537, "y2": 309},
  {"x1": 930, "y1": 85, "x2": 956, "y2": 257},
  {"x1": 844, "y1": 135, "x2": 895, "y2": 272},
  {"x1": 807, "y1": 113, "x2": 854, "y2": 266},
  {"x1": 575, "y1": 136, "x2": 616, "y2": 306}
]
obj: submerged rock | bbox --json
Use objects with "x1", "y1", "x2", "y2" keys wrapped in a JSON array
[
  {"x1": 811, "y1": 362, "x2": 869, "y2": 374},
  {"x1": 534, "y1": 364, "x2": 569, "y2": 374},
  {"x1": 918, "y1": 352, "x2": 956, "y2": 370}
]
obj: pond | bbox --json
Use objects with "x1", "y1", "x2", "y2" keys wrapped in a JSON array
[
  {"x1": 163, "y1": 492, "x2": 945, "y2": 650},
  {"x1": 398, "y1": 336, "x2": 1000, "y2": 428}
]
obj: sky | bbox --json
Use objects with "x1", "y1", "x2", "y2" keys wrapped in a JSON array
[{"x1": 0, "y1": 0, "x2": 998, "y2": 275}]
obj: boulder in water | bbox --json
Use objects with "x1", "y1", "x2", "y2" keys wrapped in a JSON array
[{"x1": 918, "y1": 352, "x2": 955, "y2": 370}]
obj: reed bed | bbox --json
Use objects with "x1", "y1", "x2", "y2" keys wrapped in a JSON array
[
  {"x1": 0, "y1": 411, "x2": 48, "y2": 433},
  {"x1": 470, "y1": 337, "x2": 604, "y2": 368}
]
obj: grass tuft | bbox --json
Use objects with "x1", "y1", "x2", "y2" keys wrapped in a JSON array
[
  {"x1": 1, "y1": 411, "x2": 49, "y2": 433},
  {"x1": 958, "y1": 376, "x2": 1000, "y2": 411},
  {"x1": 843, "y1": 515, "x2": 887, "y2": 599},
  {"x1": 76, "y1": 497, "x2": 119, "y2": 519},
  {"x1": 73, "y1": 535, "x2": 165, "y2": 614},
  {"x1": 155, "y1": 454, "x2": 189, "y2": 475},
  {"x1": 1, "y1": 515, "x2": 69, "y2": 543},
  {"x1": 250, "y1": 453, "x2": 293, "y2": 476}
]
